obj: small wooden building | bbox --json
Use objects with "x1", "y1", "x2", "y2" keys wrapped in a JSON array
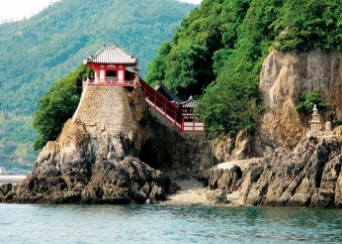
[
  {"x1": 83, "y1": 45, "x2": 138, "y2": 87},
  {"x1": 82, "y1": 46, "x2": 205, "y2": 132},
  {"x1": 151, "y1": 82, "x2": 204, "y2": 132}
]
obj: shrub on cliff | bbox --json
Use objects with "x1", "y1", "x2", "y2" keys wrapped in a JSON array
[
  {"x1": 32, "y1": 65, "x2": 90, "y2": 150},
  {"x1": 146, "y1": 0, "x2": 342, "y2": 138},
  {"x1": 296, "y1": 89, "x2": 330, "y2": 113}
]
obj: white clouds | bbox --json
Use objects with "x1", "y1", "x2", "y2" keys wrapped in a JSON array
[
  {"x1": 0, "y1": 0, "x2": 60, "y2": 22},
  {"x1": 179, "y1": 0, "x2": 202, "y2": 4},
  {"x1": 0, "y1": 0, "x2": 202, "y2": 23},
  {"x1": 178, "y1": 0, "x2": 202, "y2": 4}
]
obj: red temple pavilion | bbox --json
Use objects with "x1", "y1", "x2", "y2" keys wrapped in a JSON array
[
  {"x1": 83, "y1": 45, "x2": 138, "y2": 88},
  {"x1": 83, "y1": 46, "x2": 205, "y2": 132}
]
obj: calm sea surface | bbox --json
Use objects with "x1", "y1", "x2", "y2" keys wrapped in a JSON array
[{"x1": 0, "y1": 203, "x2": 341, "y2": 244}]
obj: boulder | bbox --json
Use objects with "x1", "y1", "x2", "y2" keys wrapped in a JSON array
[
  {"x1": 0, "y1": 86, "x2": 172, "y2": 204},
  {"x1": 206, "y1": 189, "x2": 227, "y2": 204},
  {"x1": 211, "y1": 138, "x2": 342, "y2": 208}
]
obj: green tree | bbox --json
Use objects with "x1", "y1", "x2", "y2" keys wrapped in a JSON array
[
  {"x1": 273, "y1": 0, "x2": 342, "y2": 51},
  {"x1": 32, "y1": 65, "x2": 90, "y2": 150},
  {"x1": 296, "y1": 89, "x2": 330, "y2": 112},
  {"x1": 0, "y1": 0, "x2": 195, "y2": 166},
  {"x1": 146, "y1": 0, "x2": 226, "y2": 99},
  {"x1": 145, "y1": 41, "x2": 172, "y2": 87},
  {"x1": 148, "y1": 0, "x2": 342, "y2": 138},
  {"x1": 165, "y1": 43, "x2": 211, "y2": 98}
]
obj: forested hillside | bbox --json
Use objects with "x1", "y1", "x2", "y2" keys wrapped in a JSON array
[
  {"x1": 146, "y1": 0, "x2": 342, "y2": 138},
  {"x1": 0, "y1": 0, "x2": 195, "y2": 168}
]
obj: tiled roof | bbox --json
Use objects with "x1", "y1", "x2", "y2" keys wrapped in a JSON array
[
  {"x1": 85, "y1": 46, "x2": 137, "y2": 65},
  {"x1": 179, "y1": 96, "x2": 197, "y2": 108},
  {"x1": 154, "y1": 82, "x2": 183, "y2": 104}
]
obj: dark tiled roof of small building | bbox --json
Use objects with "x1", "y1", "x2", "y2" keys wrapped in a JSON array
[
  {"x1": 85, "y1": 46, "x2": 137, "y2": 65},
  {"x1": 179, "y1": 96, "x2": 197, "y2": 108},
  {"x1": 154, "y1": 82, "x2": 183, "y2": 104}
]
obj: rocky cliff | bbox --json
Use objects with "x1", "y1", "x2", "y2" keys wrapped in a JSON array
[
  {"x1": 208, "y1": 137, "x2": 342, "y2": 208},
  {"x1": 214, "y1": 50, "x2": 342, "y2": 161},
  {"x1": 0, "y1": 86, "x2": 172, "y2": 204},
  {"x1": 258, "y1": 50, "x2": 342, "y2": 152},
  {"x1": 207, "y1": 50, "x2": 342, "y2": 208},
  {"x1": 141, "y1": 108, "x2": 213, "y2": 176}
]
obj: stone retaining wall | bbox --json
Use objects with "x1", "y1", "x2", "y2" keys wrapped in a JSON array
[
  {"x1": 149, "y1": 108, "x2": 213, "y2": 174},
  {"x1": 72, "y1": 86, "x2": 137, "y2": 135}
]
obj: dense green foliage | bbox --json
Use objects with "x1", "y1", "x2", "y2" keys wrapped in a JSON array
[
  {"x1": 273, "y1": 0, "x2": 342, "y2": 52},
  {"x1": 146, "y1": 0, "x2": 342, "y2": 138},
  {"x1": 32, "y1": 65, "x2": 89, "y2": 150},
  {"x1": 296, "y1": 89, "x2": 330, "y2": 113},
  {"x1": 0, "y1": 0, "x2": 195, "y2": 166}
]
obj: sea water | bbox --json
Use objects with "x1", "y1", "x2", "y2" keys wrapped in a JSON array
[{"x1": 0, "y1": 204, "x2": 341, "y2": 243}]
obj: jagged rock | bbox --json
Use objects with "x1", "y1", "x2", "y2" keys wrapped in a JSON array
[
  {"x1": 206, "y1": 50, "x2": 342, "y2": 208},
  {"x1": 0, "y1": 184, "x2": 12, "y2": 201},
  {"x1": 169, "y1": 182, "x2": 181, "y2": 194},
  {"x1": 208, "y1": 165, "x2": 242, "y2": 192},
  {"x1": 148, "y1": 185, "x2": 166, "y2": 203},
  {"x1": 206, "y1": 189, "x2": 227, "y2": 204},
  {"x1": 258, "y1": 50, "x2": 342, "y2": 152},
  {"x1": 141, "y1": 110, "x2": 213, "y2": 174},
  {"x1": 310, "y1": 155, "x2": 342, "y2": 208},
  {"x1": 214, "y1": 136, "x2": 234, "y2": 163},
  {"x1": 3, "y1": 122, "x2": 173, "y2": 204},
  {"x1": 208, "y1": 138, "x2": 342, "y2": 208},
  {"x1": 232, "y1": 130, "x2": 256, "y2": 160},
  {"x1": 335, "y1": 171, "x2": 342, "y2": 207},
  {"x1": 213, "y1": 129, "x2": 259, "y2": 164},
  {"x1": 0, "y1": 87, "x2": 172, "y2": 204}
]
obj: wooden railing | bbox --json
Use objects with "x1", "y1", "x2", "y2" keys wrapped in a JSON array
[
  {"x1": 140, "y1": 79, "x2": 182, "y2": 130},
  {"x1": 140, "y1": 79, "x2": 205, "y2": 132},
  {"x1": 81, "y1": 77, "x2": 205, "y2": 132},
  {"x1": 182, "y1": 121, "x2": 205, "y2": 132},
  {"x1": 83, "y1": 78, "x2": 136, "y2": 88}
]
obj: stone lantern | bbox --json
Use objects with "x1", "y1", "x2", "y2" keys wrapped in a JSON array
[
  {"x1": 307, "y1": 104, "x2": 323, "y2": 137},
  {"x1": 323, "y1": 121, "x2": 334, "y2": 136}
]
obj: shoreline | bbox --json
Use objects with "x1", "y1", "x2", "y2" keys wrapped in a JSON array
[
  {"x1": 0, "y1": 175, "x2": 26, "y2": 184},
  {"x1": 158, "y1": 179, "x2": 242, "y2": 207}
]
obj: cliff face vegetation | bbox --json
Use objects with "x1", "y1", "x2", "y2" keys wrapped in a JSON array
[
  {"x1": 143, "y1": 0, "x2": 342, "y2": 208},
  {"x1": 146, "y1": 0, "x2": 342, "y2": 141},
  {"x1": 0, "y1": 84, "x2": 212, "y2": 204},
  {"x1": 213, "y1": 48, "x2": 342, "y2": 161},
  {"x1": 0, "y1": 86, "x2": 170, "y2": 204},
  {"x1": 0, "y1": 0, "x2": 195, "y2": 167},
  {"x1": 5, "y1": 0, "x2": 342, "y2": 208},
  {"x1": 258, "y1": 50, "x2": 342, "y2": 151}
]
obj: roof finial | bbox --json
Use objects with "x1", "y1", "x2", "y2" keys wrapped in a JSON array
[
  {"x1": 103, "y1": 43, "x2": 106, "y2": 47},
  {"x1": 115, "y1": 43, "x2": 118, "y2": 47}
]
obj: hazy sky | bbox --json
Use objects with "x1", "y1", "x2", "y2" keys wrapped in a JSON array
[{"x1": 0, "y1": 0, "x2": 202, "y2": 22}]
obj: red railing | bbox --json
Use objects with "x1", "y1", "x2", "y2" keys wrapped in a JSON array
[
  {"x1": 140, "y1": 79, "x2": 205, "y2": 132},
  {"x1": 83, "y1": 78, "x2": 136, "y2": 88},
  {"x1": 140, "y1": 79, "x2": 182, "y2": 130},
  {"x1": 182, "y1": 121, "x2": 205, "y2": 132}
]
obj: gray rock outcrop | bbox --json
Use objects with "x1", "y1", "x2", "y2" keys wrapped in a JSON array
[
  {"x1": 208, "y1": 137, "x2": 342, "y2": 208},
  {"x1": 214, "y1": 50, "x2": 342, "y2": 162},
  {"x1": 1, "y1": 119, "x2": 172, "y2": 204},
  {"x1": 0, "y1": 86, "x2": 171, "y2": 204},
  {"x1": 258, "y1": 49, "x2": 342, "y2": 152}
]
